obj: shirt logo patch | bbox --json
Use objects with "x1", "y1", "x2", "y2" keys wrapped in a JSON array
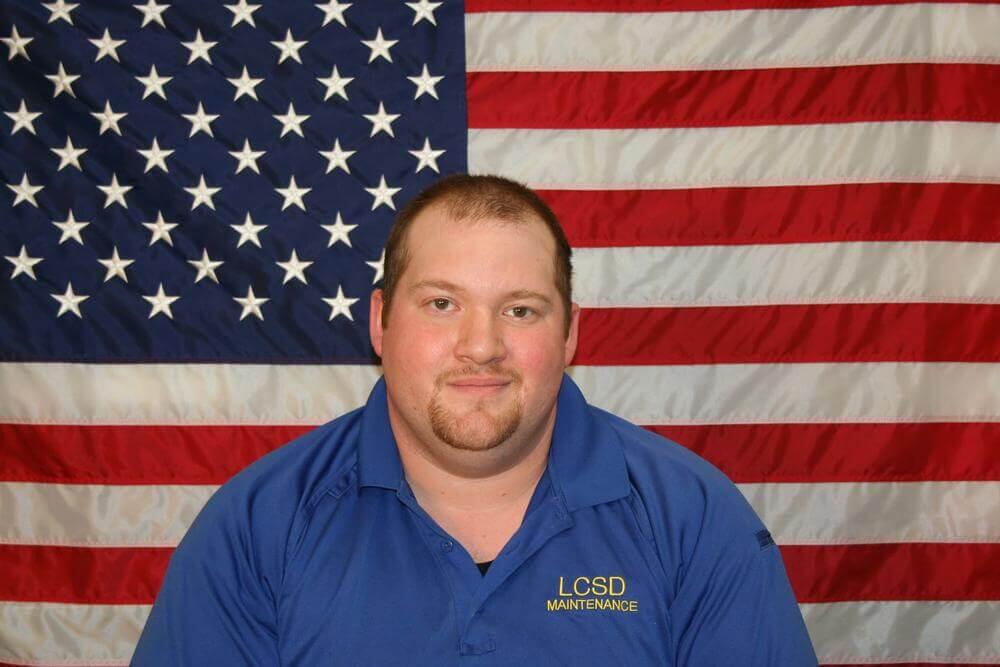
[{"x1": 546, "y1": 576, "x2": 639, "y2": 613}]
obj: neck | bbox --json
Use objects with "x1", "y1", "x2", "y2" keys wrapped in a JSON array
[{"x1": 393, "y1": 410, "x2": 555, "y2": 515}]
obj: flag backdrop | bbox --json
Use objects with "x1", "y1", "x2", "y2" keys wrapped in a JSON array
[{"x1": 2, "y1": 0, "x2": 999, "y2": 664}]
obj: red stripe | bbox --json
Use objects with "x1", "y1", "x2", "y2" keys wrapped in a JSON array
[
  {"x1": 3, "y1": 541, "x2": 996, "y2": 606},
  {"x1": 538, "y1": 183, "x2": 1000, "y2": 247},
  {"x1": 467, "y1": 0, "x2": 998, "y2": 10},
  {"x1": 0, "y1": 544, "x2": 170, "y2": 604},
  {"x1": 783, "y1": 543, "x2": 1000, "y2": 603},
  {"x1": 3, "y1": 421, "x2": 997, "y2": 487},
  {"x1": 0, "y1": 424, "x2": 307, "y2": 485},
  {"x1": 468, "y1": 65, "x2": 1000, "y2": 129},
  {"x1": 651, "y1": 423, "x2": 1000, "y2": 483},
  {"x1": 576, "y1": 304, "x2": 1000, "y2": 366}
]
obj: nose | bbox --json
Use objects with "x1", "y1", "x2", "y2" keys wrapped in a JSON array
[{"x1": 454, "y1": 307, "x2": 507, "y2": 366}]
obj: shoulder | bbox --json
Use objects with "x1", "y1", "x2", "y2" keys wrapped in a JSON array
[
  {"x1": 595, "y1": 408, "x2": 768, "y2": 562},
  {"x1": 174, "y1": 406, "x2": 366, "y2": 578}
]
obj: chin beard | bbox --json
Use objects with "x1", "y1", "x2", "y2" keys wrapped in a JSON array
[{"x1": 428, "y1": 393, "x2": 524, "y2": 452}]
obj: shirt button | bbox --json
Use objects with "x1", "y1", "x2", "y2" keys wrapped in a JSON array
[{"x1": 441, "y1": 540, "x2": 453, "y2": 552}]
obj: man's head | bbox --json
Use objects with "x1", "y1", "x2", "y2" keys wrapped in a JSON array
[
  {"x1": 369, "y1": 174, "x2": 579, "y2": 475},
  {"x1": 380, "y1": 174, "x2": 573, "y2": 336}
]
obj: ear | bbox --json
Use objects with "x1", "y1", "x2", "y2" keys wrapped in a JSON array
[
  {"x1": 369, "y1": 288, "x2": 385, "y2": 358},
  {"x1": 564, "y1": 302, "x2": 581, "y2": 367}
]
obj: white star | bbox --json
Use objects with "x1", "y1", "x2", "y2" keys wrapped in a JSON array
[
  {"x1": 316, "y1": 1, "x2": 350, "y2": 26},
  {"x1": 91, "y1": 101, "x2": 126, "y2": 136},
  {"x1": 136, "y1": 64, "x2": 172, "y2": 100},
  {"x1": 229, "y1": 139, "x2": 265, "y2": 174},
  {"x1": 52, "y1": 283, "x2": 88, "y2": 318},
  {"x1": 365, "y1": 175, "x2": 401, "y2": 211},
  {"x1": 97, "y1": 174, "x2": 132, "y2": 209},
  {"x1": 5, "y1": 100, "x2": 41, "y2": 135},
  {"x1": 231, "y1": 212, "x2": 266, "y2": 248},
  {"x1": 53, "y1": 210, "x2": 89, "y2": 245},
  {"x1": 182, "y1": 29, "x2": 216, "y2": 64},
  {"x1": 7, "y1": 174, "x2": 43, "y2": 208},
  {"x1": 276, "y1": 249, "x2": 313, "y2": 285},
  {"x1": 184, "y1": 175, "x2": 221, "y2": 210},
  {"x1": 98, "y1": 246, "x2": 135, "y2": 282},
  {"x1": 272, "y1": 29, "x2": 307, "y2": 64},
  {"x1": 319, "y1": 138, "x2": 354, "y2": 174},
  {"x1": 410, "y1": 138, "x2": 445, "y2": 173},
  {"x1": 362, "y1": 28, "x2": 397, "y2": 63},
  {"x1": 2, "y1": 25, "x2": 33, "y2": 61},
  {"x1": 46, "y1": 62, "x2": 80, "y2": 98},
  {"x1": 364, "y1": 102, "x2": 400, "y2": 138},
  {"x1": 406, "y1": 0, "x2": 442, "y2": 25},
  {"x1": 143, "y1": 211, "x2": 178, "y2": 246},
  {"x1": 134, "y1": 0, "x2": 169, "y2": 28},
  {"x1": 234, "y1": 286, "x2": 268, "y2": 321},
  {"x1": 183, "y1": 102, "x2": 219, "y2": 137},
  {"x1": 323, "y1": 286, "x2": 359, "y2": 321},
  {"x1": 367, "y1": 249, "x2": 385, "y2": 284},
  {"x1": 43, "y1": 1, "x2": 78, "y2": 25},
  {"x1": 143, "y1": 283, "x2": 180, "y2": 319},
  {"x1": 89, "y1": 29, "x2": 125, "y2": 62},
  {"x1": 274, "y1": 103, "x2": 309, "y2": 138},
  {"x1": 225, "y1": 0, "x2": 261, "y2": 27},
  {"x1": 317, "y1": 65, "x2": 352, "y2": 101},
  {"x1": 276, "y1": 175, "x2": 311, "y2": 211},
  {"x1": 51, "y1": 136, "x2": 87, "y2": 171},
  {"x1": 188, "y1": 248, "x2": 223, "y2": 283},
  {"x1": 408, "y1": 64, "x2": 443, "y2": 100},
  {"x1": 321, "y1": 212, "x2": 357, "y2": 247},
  {"x1": 228, "y1": 66, "x2": 263, "y2": 101},
  {"x1": 137, "y1": 137, "x2": 173, "y2": 173},
  {"x1": 5, "y1": 245, "x2": 42, "y2": 280}
]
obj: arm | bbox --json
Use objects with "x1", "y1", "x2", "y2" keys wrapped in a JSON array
[
  {"x1": 671, "y1": 529, "x2": 818, "y2": 666},
  {"x1": 130, "y1": 486, "x2": 281, "y2": 666}
]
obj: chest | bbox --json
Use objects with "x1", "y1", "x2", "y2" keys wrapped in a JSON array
[{"x1": 276, "y1": 493, "x2": 674, "y2": 666}]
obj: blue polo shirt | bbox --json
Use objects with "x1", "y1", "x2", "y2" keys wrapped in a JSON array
[{"x1": 132, "y1": 376, "x2": 818, "y2": 665}]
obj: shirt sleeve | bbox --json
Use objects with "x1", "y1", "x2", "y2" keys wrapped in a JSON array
[
  {"x1": 670, "y1": 530, "x2": 818, "y2": 666},
  {"x1": 130, "y1": 486, "x2": 281, "y2": 666}
]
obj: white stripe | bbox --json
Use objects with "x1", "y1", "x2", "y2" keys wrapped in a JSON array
[
  {"x1": 803, "y1": 601, "x2": 1000, "y2": 664},
  {"x1": 568, "y1": 363, "x2": 1000, "y2": 424},
  {"x1": 0, "y1": 362, "x2": 380, "y2": 425},
  {"x1": 739, "y1": 481, "x2": 1000, "y2": 545},
  {"x1": 466, "y1": 4, "x2": 1000, "y2": 71},
  {"x1": 0, "y1": 482, "x2": 216, "y2": 547},
  {"x1": 572, "y1": 241, "x2": 1000, "y2": 308},
  {"x1": 468, "y1": 123, "x2": 1000, "y2": 189},
  {"x1": 2, "y1": 600, "x2": 998, "y2": 665},
  {"x1": 3, "y1": 361, "x2": 999, "y2": 426},
  {"x1": 2, "y1": 479, "x2": 996, "y2": 547},
  {"x1": 0, "y1": 601, "x2": 147, "y2": 666}
]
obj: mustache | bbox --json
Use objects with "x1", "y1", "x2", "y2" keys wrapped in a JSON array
[{"x1": 435, "y1": 366, "x2": 523, "y2": 385}]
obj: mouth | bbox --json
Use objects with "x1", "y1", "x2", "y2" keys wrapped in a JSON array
[{"x1": 445, "y1": 377, "x2": 513, "y2": 395}]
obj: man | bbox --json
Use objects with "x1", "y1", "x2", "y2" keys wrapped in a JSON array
[{"x1": 132, "y1": 175, "x2": 818, "y2": 665}]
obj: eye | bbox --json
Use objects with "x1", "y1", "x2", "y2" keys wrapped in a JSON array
[
  {"x1": 430, "y1": 298, "x2": 453, "y2": 311},
  {"x1": 505, "y1": 305, "x2": 534, "y2": 319}
]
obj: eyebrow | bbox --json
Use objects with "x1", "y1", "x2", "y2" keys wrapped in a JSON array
[{"x1": 409, "y1": 280, "x2": 553, "y2": 305}]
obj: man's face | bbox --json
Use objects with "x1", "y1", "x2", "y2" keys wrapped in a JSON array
[{"x1": 370, "y1": 205, "x2": 579, "y2": 467}]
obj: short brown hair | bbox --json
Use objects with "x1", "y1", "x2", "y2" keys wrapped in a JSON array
[{"x1": 381, "y1": 174, "x2": 573, "y2": 334}]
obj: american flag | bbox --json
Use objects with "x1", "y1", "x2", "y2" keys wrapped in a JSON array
[{"x1": 2, "y1": 0, "x2": 999, "y2": 664}]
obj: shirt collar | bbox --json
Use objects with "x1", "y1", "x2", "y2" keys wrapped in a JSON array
[
  {"x1": 547, "y1": 374, "x2": 631, "y2": 511},
  {"x1": 357, "y1": 377, "x2": 405, "y2": 490},
  {"x1": 357, "y1": 374, "x2": 631, "y2": 511}
]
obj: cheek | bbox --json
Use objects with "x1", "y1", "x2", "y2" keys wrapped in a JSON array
[
  {"x1": 510, "y1": 331, "x2": 569, "y2": 380},
  {"x1": 382, "y1": 321, "x2": 454, "y2": 377}
]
